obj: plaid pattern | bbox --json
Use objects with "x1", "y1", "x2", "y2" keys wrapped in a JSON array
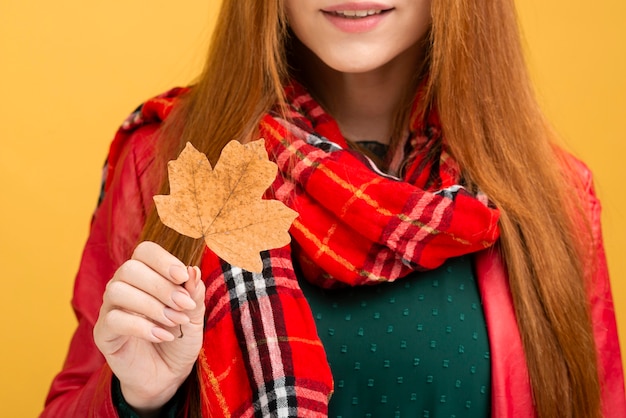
[
  {"x1": 110, "y1": 82, "x2": 500, "y2": 416},
  {"x1": 199, "y1": 247, "x2": 332, "y2": 417},
  {"x1": 261, "y1": 81, "x2": 500, "y2": 286}
]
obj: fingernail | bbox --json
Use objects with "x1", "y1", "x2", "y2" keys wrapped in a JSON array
[
  {"x1": 172, "y1": 290, "x2": 196, "y2": 310},
  {"x1": 192, "y1": 266, "x2": 202, "y2": 288},
  {"x1": 151, "y1": 327, "x2": 175, "y2": 342},
  {"x1": 164, "y1": 307, "x2": 190, "y2": 325},
  {"x1": 187, "y1": 266, "x2": 196, "y2": 284},
  {"x1": 169, "y1": 265, "x2": 189, "y2": 283}
]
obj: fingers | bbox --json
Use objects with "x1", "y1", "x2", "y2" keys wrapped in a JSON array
[
  {"x1": 96, "y1": 241, "x2": 205, "y2": 348},
  {"x1": 132, "y1": 241, "x2": 189, "y2": 285},
  {"x1": 104, "y1": 280, "x2": 191, "y2": 328},
  {"x1": 113, "y1": 259, "x2": 196, "y2": 311},
  {"x1": 100, "y1": 309, "x2": 177, "y2": 347}
]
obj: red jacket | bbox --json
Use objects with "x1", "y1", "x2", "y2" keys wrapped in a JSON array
[{"x1": 42, "y1": 94, "x2": 626, "y2": 417}]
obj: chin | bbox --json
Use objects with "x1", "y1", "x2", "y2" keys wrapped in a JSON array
[{"x1": 322, "y1": 53, "x2": 392, "y2": 74}]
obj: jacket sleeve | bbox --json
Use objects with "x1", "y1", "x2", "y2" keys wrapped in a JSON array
[
  {"x1": 576, "y1": 160, "x2": 626, "y2": 417},
  {"x1": 41, "y1": 124, "x2": 162, "y2": 417}
]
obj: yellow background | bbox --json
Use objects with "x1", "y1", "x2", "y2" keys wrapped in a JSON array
[{"x1": 0, "y1": 1, "x2": 623, "y2": 416}]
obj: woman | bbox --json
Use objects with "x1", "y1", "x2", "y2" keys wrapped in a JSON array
[{"x1": 42, "y1": 0, "x2": 625, "y2": 417}]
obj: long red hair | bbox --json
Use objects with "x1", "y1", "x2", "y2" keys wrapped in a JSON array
[{"x1": 142, "y1": 0, "x2": 601, "y2": 416}]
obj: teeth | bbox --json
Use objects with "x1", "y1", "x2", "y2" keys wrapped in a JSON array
[{"x1": 335, "y1": 9, "x2": 381, "y2": 18}]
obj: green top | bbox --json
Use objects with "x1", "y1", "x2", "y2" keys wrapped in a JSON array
[{"x1": 299, "y1": 255, "x2": 491, "y2": 418}]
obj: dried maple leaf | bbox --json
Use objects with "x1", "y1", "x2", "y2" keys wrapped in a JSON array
[{"x1": 153, "y1": 140, "x2": 298, "y2": 272}]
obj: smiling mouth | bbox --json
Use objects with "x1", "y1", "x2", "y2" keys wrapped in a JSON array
[
  {"x1": 331, "y1": 9, "x2": 385, "y2": 18},
  {"x1": 324, "y1": 6, "x2": 395, "y2": 19}
]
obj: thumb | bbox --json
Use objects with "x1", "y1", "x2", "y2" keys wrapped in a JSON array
[{"x1": 184, "y1": 266, "x2": 206, "y2": 325}]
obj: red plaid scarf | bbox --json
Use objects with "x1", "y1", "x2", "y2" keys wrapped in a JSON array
[
  {"x1": 262, "y1": 81, "x2": 500, "y2": 287},
  {"x1": 113, "y1": 82, "x2": 500, "y2": 416}
]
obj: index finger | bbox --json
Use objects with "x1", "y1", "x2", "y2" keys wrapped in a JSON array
[{"x1": 131, "y1": 241, "x2": 190, "y2": 285}]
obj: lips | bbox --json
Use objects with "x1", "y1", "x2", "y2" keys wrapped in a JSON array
[{"x1": 321, "y1": 3, "x2": 393, "y2": 32}]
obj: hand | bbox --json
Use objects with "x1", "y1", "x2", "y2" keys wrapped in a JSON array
[{"x1": 93, "y1": 241, "x2": 206, "y2": 414}]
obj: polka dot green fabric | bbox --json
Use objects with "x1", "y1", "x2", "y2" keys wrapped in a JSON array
[{"x1": 299, "y1": 255, "x2": 491, "y2": 417}]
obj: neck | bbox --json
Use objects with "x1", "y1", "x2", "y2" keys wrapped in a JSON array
[{"x1": 292, "y1": 40, "x2": 425, "y2": 145}]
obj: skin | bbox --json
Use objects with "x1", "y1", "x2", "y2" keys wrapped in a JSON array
[
  {"x1": 286, "y1": 0, "x2": 432, "y2": 144},
  {"x1": 93, "y1": 242, "x2": 206, "y2": 417},
  {"x1": 93, "y1": 1, "x2": 432, "y2": 415}
]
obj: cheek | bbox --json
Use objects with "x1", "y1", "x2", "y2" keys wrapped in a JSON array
[
  {"x1": 284, "y1": 0, "x2": 313, "y2": 37},
  {"x1": 404, "y1": 1, "x2": 432, "y2": 40},
  {"x1": 285, "y1": 9, "x2": 331, "y2": 61}
]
